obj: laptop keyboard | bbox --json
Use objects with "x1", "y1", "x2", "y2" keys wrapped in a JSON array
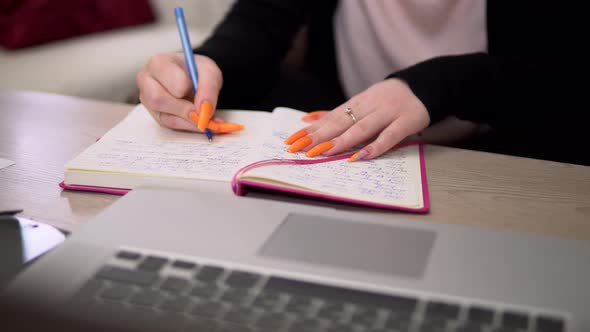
[{"x1": 68, "y1": 249, "x2": 566, "y2": 332}]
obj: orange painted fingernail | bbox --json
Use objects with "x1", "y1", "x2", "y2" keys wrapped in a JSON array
[
  {"x1": 215, "y1": 122, "x2": 245, "y2": 133},
  {"x1": 284, "y1": 129, "x2": 308, "y2": 145},
  {"x1": 206, "y1": 121, "x2": 244, "y2": 133},
  {"x1": 287, "y1": 136, "x2": 312, "y2": 153},
  {"x1": 198, "y1": 100, "x2": 213, "y2": 131},
  {"x1": 348, "y1": 149, "x2": 369, "y2": 162},
  {"x1": 305, "y1": 141, "x2": 334, "y2": 157},
  {"x1": 189, "y1": 111, "x2": 199, "y2": 124},
  {"x1": 302, "y1": 110, "x2": 329, "y2": 123}
]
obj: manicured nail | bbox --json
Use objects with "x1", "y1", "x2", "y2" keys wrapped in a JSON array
[
  {"x1": 215, "y1": 122, "x2": 245, "y2": 133},
  {"x1": 198, "y1": 100, "x2": 213, "y2": 131},
  {"x1": 348, "y1": 149, "x2": 369, "y2": 162},
  {"x1": 284, "y1": 129, "x2": 308, "y2": 145},
  {"x1": 305, "y1": 141, "x2": 334, "y2": 157},
  {"x1": 287, "y1": 136, "x2": 312, "y2": 153},
  {"x1": 302, "y1": 110, "x2": 329, "y2": 123},
  {"x1": 189, "y1": 111, "x2": 199, "y2": 124},
  {"x1": 206, "y1": 121, "x2": 244, "y2": 133}
]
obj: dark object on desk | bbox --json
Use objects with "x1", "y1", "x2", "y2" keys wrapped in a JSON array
[
  {"x1": 0, "y1": 213, "x2": 66, "y2": 289},
  {"x1": 0, "y1": 215, "x2": 24, "y2": 287}
]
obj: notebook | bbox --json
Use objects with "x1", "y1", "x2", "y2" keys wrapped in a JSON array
[{"x1": 60, "y1": 104, "x2": 429, "y2": 212}]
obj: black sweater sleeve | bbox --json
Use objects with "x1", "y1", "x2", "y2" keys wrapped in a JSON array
[
  {"x1": 390, "y1": 54, "x2": 587, "y2": 129},
  {"x1": 195, "y1": 0, "x2": 315, "y2": 106}
]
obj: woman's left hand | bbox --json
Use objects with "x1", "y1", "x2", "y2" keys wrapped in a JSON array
[{"x1": 284, "y1": 78, "x2": 431, "y2": 161}]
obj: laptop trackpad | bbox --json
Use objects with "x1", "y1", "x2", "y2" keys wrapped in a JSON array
[{"x1": 258, "y1": 213, "x2": 435, "y2": 279}]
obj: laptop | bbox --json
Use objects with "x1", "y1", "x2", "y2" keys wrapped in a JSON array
[{"x1": 2, "y1": 186, "x2": 588, "y2": 332}]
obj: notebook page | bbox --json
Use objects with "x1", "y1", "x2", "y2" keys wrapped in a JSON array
[
  {"x1": 65, "y1": 104, "x2": 273, "y2": 182},
  {"x1": 257, "y1": 107, "x2": 317, "y2": 160},
  {"x1": 242, "y1": 145, "x2": 423, "y2": 207}
]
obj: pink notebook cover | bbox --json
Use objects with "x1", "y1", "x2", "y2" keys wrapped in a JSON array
[{"x1": 60, "y1": 142, "x2": 429, "y2": 213}]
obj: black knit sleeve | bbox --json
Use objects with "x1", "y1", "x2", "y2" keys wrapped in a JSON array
[
  {"x1": 194, "y1": 0, "x2": 314, "y2": 106},
  {"x1": 388, "y1": 53, "x2": 586, "y2": 129}
]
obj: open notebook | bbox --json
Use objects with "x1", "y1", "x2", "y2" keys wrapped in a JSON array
[{"x1": 61, "y1": 105, "x2": 429, "y2": 212}]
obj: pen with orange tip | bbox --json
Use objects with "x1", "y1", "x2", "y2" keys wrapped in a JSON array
[{"x1": 175, "y1": 6, "x2": 213, "y2": 142}]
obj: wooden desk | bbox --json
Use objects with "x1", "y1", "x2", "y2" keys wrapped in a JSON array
[{"x1": 1, "y1": 90, "x2": 589, "y2": 239}]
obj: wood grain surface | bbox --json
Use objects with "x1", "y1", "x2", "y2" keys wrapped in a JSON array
[{"x1": 1, "y1": 90, "x2": 589, "y2": 240}]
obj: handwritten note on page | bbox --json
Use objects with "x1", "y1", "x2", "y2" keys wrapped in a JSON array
[
  {"x1": 242, "y1": 145, "x2": 423, "y2": 207},
  {"x1": 65, "y1": 105, "x2": 275, "y2": 181}
]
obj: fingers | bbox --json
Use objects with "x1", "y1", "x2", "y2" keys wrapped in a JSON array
[
  {"x1": 137, "y1": 53, "x2": 223, "y2": 132},
  {"x1": 301, "y1": 110, "x2": 329, "y2": 123},
  {"x1": 326, "y1": 111, "x2": 395, "y2": 154},
  {"x1": 138, "y1": 70, "x2": 197, "y2": 131},
  {"x1": 360, "y1": 113, "x2": 426, "y2": 159},
  {"x1": 147, "y1": 53, "x2": 194, "y2": 99},
  {"x1": 285, "y1": 79, "x2": 431, "y2": 160},
  {"x1": 284, "y1": 103, "x2": 364, "y2": 151}
]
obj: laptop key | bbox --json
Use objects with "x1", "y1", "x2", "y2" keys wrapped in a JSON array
[
  {"x1": 190, "y1": 283, "x2": 222, "y2": 299},
  {"x1": 223, "y1": 306, "x2": 258, "y2": 325},
  {"x1": 252, "y1": 290, "x2": 283, "y2": 310},
  {"x1": 455, "y1": 323, "x2": 487, "y2": 332},
  {"x1": 153, "y1": 312, "x2": 187, "y2": 330},
  {"x1": 417, "y1": 324, "x2": 447, "y2": 332},
  {"x1": 184, "y1": 316, "x2": 220, "y2": 331},
  {"x1": 501, "y1": 310, "x2": 529, "y2": 330},
  {"x1": 490, "y1": 327, "x2": 521, "y2": 332},
  {"x1": 284, "y1": 295, "x2": 315, "y2": 316},
  {"x1": 196, "y1": 265, "x2": 225, "y2": 283},
  {"x1": 172, "y1": 259, "x2": 197, "y2": 270},
  {"x1": 115, "y1": 250, "x2": 142, "y2": 261},
  {"x1": 99, "y1": 283, "x2": 135, "y2": 301},
  {"x1": 424, "y1": 301, "x2": 460, "y2": 320},
  {"x1": 383, "y1": 311, "x2": 412, "y2": 330},
  {"x1": 137, "y1": 255, "x2": 169, "y2": 271},
  {"x1": 350, "y1": 305, "x2": 380, "y2": 327},
  {"x1": 386, "y1": 294, "x2": 418, "y2": 314},
  {"x1": 536, "y1": 315, "x2": 565, "y2": 332},
  {"x1": 324, "y1": 324, "x2": 356, "y2": 332},
  {"x1": 467, "y1": 305, "x2": 495, "y2": 324},
  {"x1": 220, "y1": 287, "x2": 251, "y2": 303},
  {"x1": 96, "y1": 265, "x2": 158, "y2": 287},
  {"x1": 316, "y1": 302, "x2": 348, "y2": 321},
  {"x1": 225, "y1": 270, "x2": 261, "y2": 289},
  {"x1": 126, "y1": 305, "x2": 157, "y2": 328},
  {"x1": 160, "y1": 276, "x2": 191, "y2": 293},
  {"x1": 191, "y1": 299, "x2": 225, "y2": 317},
  {"x1": 288, "y1": 318, "x2": 325, "y2": 332},
  {"x1": 70, "y1": 278, "x2": 106, "y2": 302},
  {"x1": 256, "y1": 311, "x2": 290, "y2": 329},
  {"x1": 218, "y1": 322, "x2": 254, "y2": 332},
  {"x1": 129, "y1": 289, "x2": 166, "y2": 306},
  {"x1": 159, "y1": 296, "x2": 194, "y2": 313}
]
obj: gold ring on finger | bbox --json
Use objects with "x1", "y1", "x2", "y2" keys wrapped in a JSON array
[{"x1": 345, "y1": 107, "x2": 357, "y2": 124}]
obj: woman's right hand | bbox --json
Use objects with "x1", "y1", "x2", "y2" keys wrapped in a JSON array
[{"x1": 136, "y1": 53, "x2": 223, "y2": 132}]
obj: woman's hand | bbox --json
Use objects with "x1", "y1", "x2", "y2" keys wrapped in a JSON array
[
  {"x1": 136, "y1": 53, "x2": 223, "y2": 132},
  {"x1": 285, "y1": 78, "x2": 431, "y2": 161}
]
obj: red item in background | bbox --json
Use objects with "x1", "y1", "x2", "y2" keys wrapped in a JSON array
[{"x1": 0, "y1": 0, "x2": 155, "y2": 49}]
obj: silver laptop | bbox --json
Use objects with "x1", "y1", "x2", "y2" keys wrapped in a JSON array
[{"x1": 3, "y1": 186, "x2": 589, "y2": 332}]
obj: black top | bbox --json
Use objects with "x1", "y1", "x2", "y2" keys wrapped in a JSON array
[{"x1": 196, "y1": 0, "x2": 589, "y2": 164}]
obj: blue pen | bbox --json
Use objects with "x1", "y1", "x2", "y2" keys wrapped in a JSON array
[{"x1": 174, "y1": 6, "x2": 213, "y2": 143}]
